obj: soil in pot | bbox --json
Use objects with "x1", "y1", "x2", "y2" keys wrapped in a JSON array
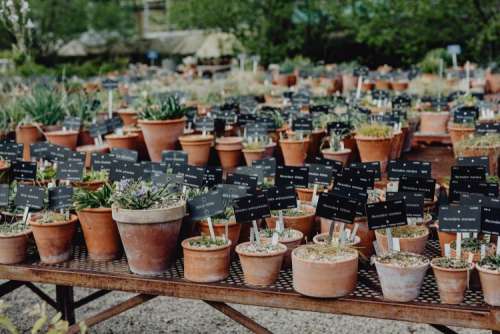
[
  {"x1": 198, "y1": 219, "x2": 241, "y2": 254},
  {"x1": 105, "y1": 133, "x2": 138, "y2": 150},
  {"x1": 236, "y1": 241, "x2": 287, "y2": 286},
  {"x1": 292, "y1": 244, "x2": 358, "y2": 298},
  {"x1": 260, "y1": 228, "x2": 303, "y2": 268},
  {"x1": 476, "y1": 255, "x2": 500, "y2": 306},
  {"x1": 138, "y1": 118, "x2": 186, "y2": 162},
  {"x1": 375, "y1": 225, "x2": 429, "y2": 255},
  {"x1": 419, "y1": 112, "x2": 450, "y2": 134},
  {"x1": 179, "y1": 134, "x2": 214, "y2": 167},
  {"x1": 321, "y1": 148, "x2": 351, "y2": 166},
  {"x1": 45, "y1": 130, "x2": 80, "y2": 150},
  {"x1": 0, "y1": 222, "x2": 32, "y2": 264},
  {"x1": 431, "y1": 257, "x2": 472, "y2": 304},
  {"x1": 182, "y1": 236, "x2": 231, "y2": 283},
  {"x1": 265, "y1": 205, "x2": 316, "y2": 239},
  {"x1": 215, "y1": 137, "x2": 243, "y2": 171},
  {"x1": 280, "y1": 138, "x2": 309, "y2": 166}
]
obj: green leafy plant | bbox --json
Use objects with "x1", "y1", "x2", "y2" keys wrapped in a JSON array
[
  {"x1": 0, "y1": 221, "x2": 30, "y2": 236},
  {"x1": 32, "y1": 211, "x2": 68, "y2": 225},
  {"x1": 188, "y1": 235, "x2": 228, "y2": 248},
  {"x1": 82, "y1": 169, "x2": 108, "y2": 183},
  {"x1": 455, "y1": 134, "x2": 500, "y2": 152},
  {"x1": 478, "y1": 255, "x2": 500, "y2": 271},
  {"x1": 327, "y1": 133, "x2": 344, "y2": 151},
  {"x1": 37, "y1": 164, "x2": 57, "y2": 181},
  {"x1": 65, "y1": 92, "x2": 100, "y2": 127},
  {"x1": 432, "y1": 257, "x2": 471, "y2": 269},
  {"x1": 356, "y1": 123, "x2": 393, "y2": 138},
  {"x1": 112, "y1": 179, "x2": 181, "y2": 210},
  {"x1": 139, "y1": 96, "x2": 187, "y2": 121},
  {"x1": 19, "y1": 86, "x2": 65, "y2": 126},
  {"x1": 73, "y1": 183, "x2": 113, "y2": 211}
]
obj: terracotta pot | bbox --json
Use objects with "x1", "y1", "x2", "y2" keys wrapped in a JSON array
[
  {"x1": 261, "y1": 230, "x2": 303, "y2": 268},
  {"x1": 71, "y1": 180, "x2": 105, "y2": 192},
  {"x1": 124, "y1": 127, "x2": 149, "y2": 161},
  {"x1": 375, "y1": 80, "x2": 390, "y2": 90},
  {"x1": 342, "y1": 74, "x2": 358, "y2": 94},
  {"x1": 236, "y1": 242, "x2": 286, "y2": 286},
  {"x1": 198, "y1": 220, "x2": 241, "y2": 254},
  {"x1": 0, "y1": 230, "x2": 32, "y2": 264},
  {"x1": 431, "y1": 260, "x2": 471, "y2": 304},
  {"x1": 292, "y1": 246, "x2": 358, "y2": 297},
  {"x1": 485, "y1": 72, "x2": 500, "y2": 94},
  {"x1": 78, "y1": 129, "x2": 95, "y2": 146},
  {"x1": 295, "y1": 187, "x2": 314, "y2": 203},
  {"x1": 477, "y1": 265, "x2": 500, "y2": 306},
  {"x1": 375, "y1": 256, "x2": 429, "y2": 302},
  {"x1": 321, "y1": 149, "x2": 351, "y2": 166},
  {"x1": 264, "y1": 142, "x2": 276, "y2": 158},
  {"x1": 242, "y1": 148, "x2": 266, "y2": 166},
  {"x1": 182, "y1": 237, "x2": 231, "y2": 283},
  {"x1": 215, "y1": 137, "x2": 243, "y2": 171},
  {"x1": 179, "y1": 135, "x2": 213, "y2": 167},
  {"x1": 280, "y1": 138, "x2": 309, "y2": 166},
  {"x1": 112, "y1": 202, "x2": 186, "y2": 275},
  {"x1": 117, "y1": 109, "x2": 138, "y2": 126},
  {"x1": 456, "y1": 146, "x2": 500, "y2": 176},
  {"x1": 45, "y1": 130, "x2": 79, "y2": 150},
  {"x1": 343, "y1": 134, "x2": 358, "y2": 163},
  {"x1": 391, "y1": 81, "x2": 409, "y2": 91},
  {"x1": 419, "y1": 112, "x2": 450, "y2": 134},
  {"x1": 16, "y1": 124, "x2": 41, "y2": 160},
  {"x1": 77, "y1": 208, "x2": 121, "y2": 261},
  {"x1": 308, "y1": 130, "x2": 325, "y2": 158},
  {"x1": 390, "y1": 131, "x2": 403, "y2": 160},
  {"x1": 76, "y1": 144, "x2": 110, "y2": 168},
  {"x1": 274, "y1": 74, "x2": 297, "y2": 87},
  {"x1": 361, "y1": 82, "x2": 374, "y2": 91},
  {"x1": 355, "y1": 135, "x2": 393, "y2": 172},
  {"x1": 449, "y1": 125, "x2": 475, "y2": 154},
  {"x1": 437, "y1": 230, "x2": 457, "y2": 256},
  {"x1": 30, "y1": 214, "x2": 78, "y2": 264},
  {"x1": 320, "y1": 217, "x2": 374, "y2": 257},
  {"x1": 265, "y1": 205, "x2": 316, "y2": 239},
  {"x1": 375, "y1": 226, "x2": 429, "y2": 255},
  {"x1": 105, "y1": 133, "x2": 138, "y2": 151},
  {"x1": 138, "y1": 118, "x2": 187, "y2": 162}
]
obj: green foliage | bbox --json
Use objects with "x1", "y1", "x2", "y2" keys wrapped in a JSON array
[
  {"x1": 418, "y1": 48, "x2": 451, "y2": 74},
  {"x1": 188, "y1": 236, "x2": 228, "y2": 248},
  {"x1": 139, "y1": 96, "x2": 187, "y2": 121},
  {"x1": 0, "y1": 221, "x2": 29, "y2": 236},
  {"x1": 73, "y1": 183, "x2": 113, "y2": 211},
  {"x1": 65, "y1": 92, "x2": 100, "y2": 127},
  {"x1": 356, "y1": 123, "x2": 393, "y2": 138},
  {"x1": 479, "y1": 255, "x2": 500, "y2": 270},
  {"x1": 112, "y1": 179, "x2": 181, "y2": 210},
  {"x1": 82, "y1": 170, "x2": 108, "y2": 183},
  {"x1": 19, "y1": 86, "x2": 65, "y2": 126}
]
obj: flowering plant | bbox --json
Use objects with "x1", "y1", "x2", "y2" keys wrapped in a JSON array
[
  {"x1": 0, "y1": 0, "x2": 34, "y2": 61},
  {"x1": 111, "y1": 179, "x2": 181, "y2": 210}
]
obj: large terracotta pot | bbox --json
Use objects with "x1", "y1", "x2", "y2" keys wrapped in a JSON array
[
  {"x1": 375, "y1": 226, "x2": 429, "y2": 255},
  {"x1": 261, "y1": 230, "x2": 303, "y2": 268},
  {"x1": 76, "y1": 144, "x2": 110, "y2": 168},
  {"x1": 30, "y1": 214, "x2": 78, "y2": 264},
  {"x1": 292, "y1": 245, "x2": 358, "y2": 297},
  {"x1": 72, "y1": 180, "x2": 105, "y2": 192},
  {"x1": 198, "y1": 219, "x2": 241, "y2": 254},
  {"x1": 265, "y1": 205, "x2": 316, "y2": 239},
  {"x1": 477, "y1": 265, "x2": 500, "y2": 306},
  {"x1": 280, "y1": 138, "x2": 309, "y2": 166},
  {"x1": 117, "y1": 108, "x2": 138, "y2": 126},
  {"x1": 138, "y1": 118, "x2": 186, "y2": 162},
  {"x1": 431, "y1": 259, "x2": 472, "y2": 304},
  {"x1": 182, "y1": 237, "x2": 231, "y2": 283},
  {"x1": 112, "y1": 201, "x2": 186, "y2": 275},
  {"x1": 77, "y1": 208, "x2": 121, "y2": 261},
  {"x1": 322, "y1": 149, "x2": 351, "y2": 166},
  {"x1": 0, "y1": 230, "x2": 32, "y2": 264},
  {"x1": 215, "y1": 137, "x2": 243, "y2": 171},
  {"x1": 105, "y1": 133, "x2": 138, "y2": 151},
  {"x1": 45, "y1": 130, "x2": 79, "y2": 150},
  {"x1": 236, "y1": 242, "x2": 286, "y2": 286},
  {"x1": 355, "y1": 135, "x2": 393, "y2": 172},
  {"x1": 179, "y1": 134, "x2": 213, "y2": 167},
  {"x1": 419, "y1": 112, "x2": 450, "y2": 134},
  {"x1": 16, "y1": 124, "x2": 41, "y2": 160},
  {"x1": 456, "y1": 146, "x2": 500, "y2": 176},
  {"x1": 242, "y1": 148, "x2": 265, "y2": 166}
]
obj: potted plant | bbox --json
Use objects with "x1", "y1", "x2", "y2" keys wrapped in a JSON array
[
  {"x1": 111, "y1": 179, "x2": 186, "y2": 275},
  {"x1": 242, "y1": 139, "x2": 266, "y2": 166},
  {"x1": 29, "y1": 211, "x2": 78, "y2": 264},
  {"x1": 448, "y1": 121, "x2": 475, "y2": 153},
  {"x1": 295, "y1": 184, "x2": 327, "y2": 203},
  {"x1": 273, "y1": 61, "x2": 296, "y2": 87},
  {"x1": 182, "y1": 235, "x2": 231, "y2": 282},
  {"x1": 45, "y1": 129, "x2": 80, "y2": 150},
  {"x1": 265, "y1": 206, "x2": 316, "y2": 239},
  {"x1": 419, "y1": 109, "x2": 450, "y2": 134},
  {"x1": 260, "y1": 228, "x2": 303, "y2": 268},
  {"x1": 449, "y1": 237, "x2": 495, "y2": 262},
  {"x1": 105, "y1": 132, "x2": 138, "y2": 151},
  {"x1": 312, "y1": 232, "x2": 361, "y2": 247},
  {"x1": 292, "y1": 244, "x2": 358, "y2": 298},
  {"x1": 280, "y1": 132, "x2": 309, "y2": 167},
  {"x1": 454, "y1": 134, "x2": 500, "y2": 175},
  {"x1": 321, "y1": 133, "x2": 351, "y2": 166},
  {"x1": 0, "y1": 220, "x2": 32, "y2": 264},
  {"x1": 375, "y1": 225, "x2": 429, "y2": 255},
  {"x1": 197, "y1": 207, "x2": 241, "y2": 254},
  {"x1": 215, "y1": 136, "x2": 243, "y2": 171},
  {"x1": 138, "y1": 96, "x2": 187, "y2": 162},
  {"x1": 179, "y1": 134, "x2": 214, "y2": 167},
  {"x1": 236, "y1": 241, "x2": 287, "y2": 286},
  {"x1": 355, "y1": 123, "x2": 394, "y2": 172},
  {"x1": 476, "y1": 255, "x2": 500, "y2": 306},
  {"x1": 431, "y1": 257, "x2": 473, "y2": 304},
  {"x1": 74, "y1": 183, "x2": 121, "y2": 261},
  {"x1": 374, "y1": 252, "x2": 430, "y2": 302},
  {"x1": 117, "y1": 107, "x2": 138, "y2": 126},
  {"x1": 33, "y1": 162, "x2": 57, "y2": 186},
  {"x1": 20, "y1": 86, "x2": 65, "y2": 133},
  {"x1": 72, "y1": 170, "x2": 108, "y2": 191}
]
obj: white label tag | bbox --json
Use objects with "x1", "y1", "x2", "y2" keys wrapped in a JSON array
[
  {"x1": 392, "y1": 238, "x2": 401, "y2": 252},
  {"x1": 467, "y1": 252, "x2": 474, "y2": 264},
  {"x1": 481, "y1": 244, "x2": 487, "y2": 260},
  {"x1": 444, "y1": 243, "x2": 451, "y2": 257},
  {"x1": 271, "y1": 232, "x2": 279, "y2": 246},
  {"x1": 373, "y1": 241, "x2": 382, "y2": 256}
]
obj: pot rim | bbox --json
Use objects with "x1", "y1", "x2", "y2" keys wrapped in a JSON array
[
  {"x1": 45, "y1": 130, "x2": 79, "y2": 136},
  {"x1": 179, "y1": 134, "x2": 214, "y2": 142},
  {"x1": 242, "y1": 148, "x2": 265, "y2": 153},
  {"x1": 430, "y1": 258, "x2": 473, "y2": 272},
  {"x1": 0, "y1": 229, "x2": 32, "y2": 239},
  {"x1": 374, "y1": 256, "x2": 430, "y2": 270},
  {"x1": 235, "y1": 241, "x2": 287, "y2": 257},
  {"x1": 111, "y1": 201, "x2": 186, "y2": 224},
  {"x1": 181, "y1": 236, "x2": 231, "y2": 252},
  {"x1": 375, "y1": 226, "x2": 429, "y2": 240},
  {"x1": 291, "y1": 245, "x2": 359, "y2": 264},
  {"x1": 354, "y1": 135, "x2": 393, "y2": 141},
  {"x1": 138, "y1": 117, "x2": 186, "y2": 124},
  {"x1": 215, "y1": 136, "x2": 243, "y2": 145},
  {"x1": 29, "y1": 214, "x2": 78, "y2": 227},
  {"x1": 105, "y1": 133, "x2": 138, "y2": 139},
  {"x1": 321, "y1": 148, "x2": 351, "y2": 154},
  {"x1": 476, "y1": 264, "x2": 500, "y2": 275},
  {"x1": 77, "y1": 207, "x2": 112, "y2": 214}
]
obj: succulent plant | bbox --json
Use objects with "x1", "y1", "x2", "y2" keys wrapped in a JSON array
[{"x1": 139, "y1": 96, "x2": 187, "y2": 121}]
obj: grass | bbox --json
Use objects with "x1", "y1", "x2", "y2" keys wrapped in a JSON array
[{"x1": 356, "y1": 123, "x2": 393, "y2": 138}]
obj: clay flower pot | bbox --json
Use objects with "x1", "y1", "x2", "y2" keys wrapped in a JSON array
[
  {"x1": 375, "y1": 225, "x2": 429, "y2": 255},
  {"x1": 391, "y1": 81, "x2": 409, "y2": 91},
  {"x1": 124, "y1": 127, "x2": 149, "y2": 160},
  {"x1": 312, "y1": 233, "x2": 361, "y2": 247},
  {"x1": 308, "y1": 129, "x2": 326, "y2": 158},
  {"x1": 117, "y1": 108, "x2": 138, "y2": 126},
  {"x1": 76, "y1": 144, "x2": 110, "y2": 168},
  {"x1": 375, "y1": 253, "x2": 429, "y2": 302},
  {"x1": 0, "y1": 230, "x2": 32, "y2": 264},
  {"x1": 265, "y1": 205, "x2": 316, "y2": 239},
  {"x1": 236, "y1": 242, "x2": 287, "y2": 286},
  {"x1": 292, "y1": 244, "x2": 358, "y2": 298},
  {"x1": 72, "y1": 180, "x2": 106, "y2": 192},
  {"x1": 437, "y1": 229, "x2": 457, "y2": 256},
  {"x1": 105, "y1": 133, "x2": 138, "y2": 150},
  {"x1": 179, "y1": 134, "x2": 214, "y2": 167},
  {"x1": 45, "y1": 130, "x2": 79, "y2": 150},
  {"x1": 456, "y1": 146, "x2": 500, "y2": 176},
  {"x1": 260, "y1": 229, "x2": 303, "y2": 268},
  {"x1": 182, "y1": 237, "x2": 231, "y2": 283},
  {"x1": 198, "y1": 219, "x2": 241, "y2": 254},
  {"x1": 30, "y1": 214, "x2": 78, "y2": 264},
  {"x1": 342, "y1": 74, "x2": 358, "y2": 93},
  {"x1": 112, "y1": 202, "x2": 186, "y2": 275},
  {"x1": 390, "y1": 130, "x2": 403, "y2": 159},
  {"x1": 138, "y1": 118, "x2": 187, "y2": 162},
  {"x1": 448, "y1": 125, "x2": 475, "y2": 151},
  {"x1": 242, "y1": 148, "x2": 265, "y2": 166},
  {"x1": 419, "y1": 112, "x2": 450, "y2": 134},
  {"x1": 215, "y1": 137, "x2": 243, "y2": 171},
  {"x1": 321, "y1": 148, "x2": 351, "y2": 166},
  {"x1": 355, "y1": 135, "x2": 393, "y2": 172},
  {"x1": 477, "y1": 264, "x2": 500, "y2": 306},
  {"x1": 361, "y1": 82, "x2": 374, "y2": 91},
  {"x1": 77, "y1": 208, "x2": 121, "y2": 261},
  {"x1": 431, "y1": 258, "x2": 472, "y2": 304},
  {"x1": 16, "y1": 124, "x2": 41, "y2": 160},
  {"x1": 320, "y1": 216, "x2": 374, "y2": 257},
  {"x1": 375, "y1": 79, "x2": 390, "y2": 90},
  {"x1": 295, "y1": 187, "x2": 314, "y2": 203},
  {"x1": 280, "y1": 138, "x2": 309, "y2": 166}
]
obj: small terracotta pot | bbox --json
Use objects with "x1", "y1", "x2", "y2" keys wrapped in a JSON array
[
  {"x1": 292, "y1": 246, "x2": 358, "y2": 297},
  {"x1": 16, "y1": 124, "x2": 41, "y2": 160},
  {"x1": 45, "y1": 130, "x2": 79, "y2": 150},
  {"x1": 437, "y1": 230, "x2": 457, "y2": 256},
  {"x1": 30, "y1": 214, "x2": 78, "y2": 264},
  {"x1": 295, "y1": 187, "x2": 314, "y2": 203},
  {"x1": 76, "y1": 144, "x2": 110, "y2": 168},
  {"x1": 112, "y1": 202, "x2": 186, "y2": 275},
  {"x1": 265, "y1": 205, "x2": 316, "y2": 239},
  {"x1": 71, "y1": 180, "x2": 105, "y2": 192},
  {"x1": 280, "y1": 138, "x2": 309, "y2": 166},
  {"x1": 182, "y1": 237, "x2": 231, "y2": 283},
  {"x1": 375, "y1": 225, "x2": 429, "y2": 255},
  {"x1": 117, "y1": 108, "x2": 138, "y2": 126},
  {"x1": 260, "y1": 230, "x2": 303, "y2": 268},
  {"x1": 375, "y1": 256, "x2": 429, "y2": 302},
  {"x1": 215, "y1": 137, "x2": 243, "y2": 171},
  {"x1": 477, "y1": 265, "x2": 500, "y2": 306},
  {"x1": 242, "y1": 148, "x2": 266, "y2": 166},
  {"x1": 448, "y1": 125, "x2": 475, "y2": 152},
  {"x1": 320, "y1": 217, "x2": 374, "y2": 257},
  {"x1": 138, "y1": 118, "x2": 187, "y2": 162},
  {"x1": 355, "y1": 135, "x2": 393, "y2": 172},
  {"x1": 361, "y1": 82, "x2": 374, "y2": 91},
  {"x1": 179, "y1": 135, "x2": 214, "y2": 167},
  {"x1": 105, "y1": 133, "x2": 138, "y2": 150},
  {"x1": 390, "y1": 131, "x2": 403, "y2": 160},
  {"x1": 198, "y1": 220, "x2": 241, "y2": 254},
  {"x1": 77, "y1": 208, "x2": 121, "y2": 261},
  {"x1": 0, "y1": 230, "x2": 32, "y2": 264},
  {"x1": 236, "y1": 242, "x2": 287, "y2": 286},
  {"x1": 322, "y1": 148, "x2": 351, "y2": 166},
  {"x1": 431, "y1": 259, "x2": 472, "y2": 304},
  {"x1": 419, "y1": 112, "x2": 450, "y2": 134}
]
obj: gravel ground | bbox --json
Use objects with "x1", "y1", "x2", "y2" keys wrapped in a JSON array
[{"x1": 1, "y1": 284, "x2": 489, "y2": 334}]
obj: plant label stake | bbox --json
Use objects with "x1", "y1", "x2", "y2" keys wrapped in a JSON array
[
  {"x1": 224, "y1": 221, "x2": 228, "y2": 242},
  {"x1": 351, "y1": 223, "x2": 359, "y2": 242},
  {"x1": 465, "y1": 61, "x2": 470, "y2": 94},
  {"x1": 456, "y1": 233, "x2": 462, "y2": 260},
  {"x1": 311, "y1": 184, "x2": 319, "y2": 207},
  {"x1": 21, "y1": 206, "x2": 29, "y2": 225},
  {"x1": 277, "y1": 210, "x2": 284, "y2": 233},
  {"x1": 206, "y1": 217, "x2": 216, "y2": 241},
  {"x1": 356, "y1": 76, "x2": 362, "y2": 100},
  {"x1": 252, "y1": 220, "x2": 260, "y2": 245},
  {"x1": 445, "y1": 244, "x2": 451, "y2": 257},
  {"x1": 386, "y1": 227, "x2": 393, "y2": 252},
  {"x1": 481, "y1": 244, "x2": 486, "y2": 259},
  {"x1": 328, "y1": 220, "x2": 336, "y2": 245},
  {"x1": 271, "y1": 232, "x2": 279, "y2": 246},
  {"x1": 393, "y1": 238, "x2": 400, "y2": 252},
  {"x1": 338, "y1": 223, "x2": 346, "y2": 246}
]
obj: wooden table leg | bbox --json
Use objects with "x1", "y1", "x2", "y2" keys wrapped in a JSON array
[{"x1": 56, "y1": 285, "x2": 75, "y2": 325}]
